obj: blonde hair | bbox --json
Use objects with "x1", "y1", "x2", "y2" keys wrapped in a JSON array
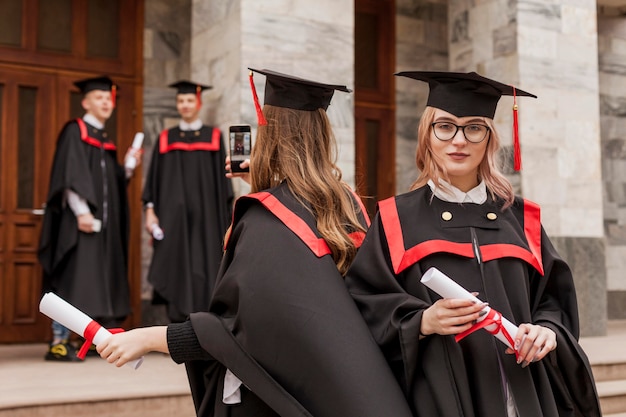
[
  {"x1": 411, "y1": 106, "x2": 515, "y2": 208},
  {"x1": 251, "y1": 105, "x2": 366, "y2": 275}
]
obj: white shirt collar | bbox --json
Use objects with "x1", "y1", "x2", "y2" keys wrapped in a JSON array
[
  {"x1": 82, "y1": 113, "x2": 104, "y2": 130},
  {"x1": 427, "y1": 179, "x2": 487, "y2": 204},
  {"x1": 179, "y1": 119, "x2": 203, "y2": 131}
]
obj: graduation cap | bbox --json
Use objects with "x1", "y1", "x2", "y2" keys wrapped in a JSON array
[
  {"x1": 248, "y1": 68, "x2": 352, "y2": 126},
  {"x1": 74, "y1": 76, "x2": 118, "y2": 107},
  {"x1": 168, "y1": 80, "x2": 212, "y2": 109},
  {"x1": 395, "y1": 71, "x2": 537, "y2": 171}
]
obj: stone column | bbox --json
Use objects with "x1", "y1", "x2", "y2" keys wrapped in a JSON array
[
  {"x1": 141, "y1": 0, "x2": 193, "y2": 324},
  {"x1": 191, "y1": 0, "x2": 356, "y2": 195},
  {"x1": 448, "y1": 0, "x2": 606, "y2": 336},
  {"x1": 598, "y1": 5, "x2": 626, "y2": 320},
  {"x1": 395, "y1": 0, "x2": 449, "y2": 194}
]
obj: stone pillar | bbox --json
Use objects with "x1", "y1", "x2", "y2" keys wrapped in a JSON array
[
  {"x1": 141, "y1": 0, "x2": 193, "y2": 324},
  {"x1": 598, "y1": 5, "x2": 626, "y2": 320},
  {"x1": 191, "y1": 0, "x2": 356, "y2": 194},
  {"x1": 448, "y1": 0, "x2": 606, "y2": 336},
  {"x1": 395, "y1": 0, "x2": 449, "y2": 194}
]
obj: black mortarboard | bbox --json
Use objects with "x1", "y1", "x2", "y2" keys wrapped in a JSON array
[
  {"x1": 168, "y1": 80, "x2": 212, "y2": 95},
  {"x1": 396, "y1": 71, "x2": 537, "y2": 171},
  {"x1": 248, "y1": 68, "x2": 351, "y2": 112},
  {"x1": 74, "y1": 76, "x2": 118, "y2": 107},
  {"x1": 74, "y1": 76, "x2": 116, "y2": 95},
  {"x1": 395, "y1": 71, "x2": 536, "y2": 119},
  {"x1": 168, "y1": 80, "x2": 211, "y2": 109}
]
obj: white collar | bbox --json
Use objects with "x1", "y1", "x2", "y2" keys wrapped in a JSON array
[
  {"x1": 82, "y1": 113, "x2": 104, "y2": 130},
  {"x1": 179, "y1": 119, "x2": 203, "y2": 131},
  {"x1": 427, "y1": 179, "x2": 487, "y2": 204}
]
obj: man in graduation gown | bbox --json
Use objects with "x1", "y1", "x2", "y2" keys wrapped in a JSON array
[
  {"x1": 142, "y1": 81, "x2": 233, "y2": 322},
  {"x1": 38, "y1": 76, "x2": 139, "y2": 361}
]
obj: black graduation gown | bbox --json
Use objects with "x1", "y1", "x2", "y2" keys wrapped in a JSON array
[
  {"x1": 345, "y1": 185, "x2": 601, "y2": 417},
  {"x1": 142, "y1": 126, "x2": 233, "y2": 318},
  {"x1": 38, "y1": 119, "x2": 130, "y2": 320},
  {"x1": 183, "y1": 183, "x2": 414, "y2": 417}
]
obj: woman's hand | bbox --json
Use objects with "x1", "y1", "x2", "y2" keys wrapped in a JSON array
[
  {"x1": 97, "y1": 326, "x2": 169, "y2": 367},
  {"x1": 420, "y1": 298, "x2": 487, "y2": 337},
  {"x1": 505, "y1": 323, "x2": 557, "y2": 367},
  {"x1": 225, "y1": 155, "x2": 251, "y2": 184}
]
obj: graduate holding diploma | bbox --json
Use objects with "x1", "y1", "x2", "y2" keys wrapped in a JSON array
[{"x1": 345, "y1": 71, "x2": 601, "y2": 417}]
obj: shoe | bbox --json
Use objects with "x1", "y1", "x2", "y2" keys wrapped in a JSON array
[{"x1": 44, "y1": 341, "x2": 83, "y2": 362}]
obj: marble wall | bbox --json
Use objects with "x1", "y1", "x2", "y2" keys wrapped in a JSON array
[
  {"x1": 190, "y1": 0, "x2": 355, "y2": 194},
  {"x1": 598, "y1": 6, "x2": 626, "y2": 319}
]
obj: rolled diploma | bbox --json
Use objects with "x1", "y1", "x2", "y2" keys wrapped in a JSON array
[
  {"x1": 420, "y1": 267, "x2": 518, "y2": 349},
  {"x1": 39, "y1": 292, "x2": 144, "y2": 369},
  {"x1": 150, "y1": 223, "x2": 164, "y2": 240},
  {"x1": 125, "y1": 132, "x2": 144, "y2": 170}
]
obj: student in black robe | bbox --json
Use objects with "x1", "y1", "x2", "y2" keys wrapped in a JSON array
[
  {"x1": 38, "y1": 76, "x2": 140, "y2": 361},
  {"x1": 143, "y1": 81, "x2": 233, "y2": 322},
  {"x1": 96, "y1": 69, "x2": 414, "y2": 417},
  {"x1": 344, "y1": 71, "x2": 602, "y2": 417}
]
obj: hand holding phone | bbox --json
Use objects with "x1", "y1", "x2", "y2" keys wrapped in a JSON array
[{"x1": 229, "y1": 125, "x2": 252, "y2": 173}]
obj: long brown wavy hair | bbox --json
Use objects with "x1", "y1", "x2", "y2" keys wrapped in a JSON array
[
  {"x1": 250, "y1": 104, "x2": 366, "y2": 275},
  {"x1": 411, "y1": 106, "x2": 515, "y2": 208}
]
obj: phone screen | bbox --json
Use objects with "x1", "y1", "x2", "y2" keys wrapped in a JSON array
[{"x1": 229, "y1": 125, "x2": 252, "y2": 173}]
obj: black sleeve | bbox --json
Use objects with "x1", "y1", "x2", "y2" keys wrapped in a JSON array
[{"x1": 167, "y1": 321, "x2": 214, "y2": 363}]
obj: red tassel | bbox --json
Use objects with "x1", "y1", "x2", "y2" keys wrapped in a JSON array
[
  {"x1": 249, "y1": 71, "x2": 267, "y2": 126},
  {"x1": 196, "y1": 85, "x2": 202, "y2": 110},
  {"x1": 512, "y1": 87, "x2": 521, "y2": 171},
  {"x1": 111, "y1": 85, "x2": 117, "y2": 109}
]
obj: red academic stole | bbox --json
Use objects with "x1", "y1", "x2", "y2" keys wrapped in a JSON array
[
  {"x1": 76, "y1": 118, "x2": 116, "y2": 150},
  {"x1": 159, "y1": 127, "x2": 221, "y2": 153},
  {"x1": 378, "y1": 196, "x2": 544, "y2": 275},
  {"x1": 225, "y1": 190, "x2": 370, "y2": 256}
]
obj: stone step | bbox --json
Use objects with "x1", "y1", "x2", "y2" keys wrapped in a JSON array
[
  {"x1": 597, "y1": 380, "x2": 626, "y2": 416},
  {"x1": 0, "y1": 394, "x2": 195, "y2": 417},
  {"x1": 592, "y1": 362, "x2": 626, "y2": 382}
]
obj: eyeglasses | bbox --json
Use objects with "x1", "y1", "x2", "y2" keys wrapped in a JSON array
[{"x1": 431, "y1": 122, "x2": 491, "y2": 143}]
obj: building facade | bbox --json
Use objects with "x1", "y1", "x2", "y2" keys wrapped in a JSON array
[
  {"x1": 144, "y1": 0, "x2": 624, "y2": 336},
  {"x1": 0, "y1": 0, "x2": 623, "y2": 342}
]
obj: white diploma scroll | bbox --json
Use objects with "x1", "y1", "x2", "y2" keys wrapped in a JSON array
[
  {"x1": 420, "y1": 267, "x2": 519, "y2": 350},
  {"x1": 124, "y1": 132, "x2": 144, "y2": 170},
  {"x1": 150, "y1": 223, "x2": 164, "y2": 240},
  {"x1": 39, "y1": 292, "x2": 144, "y2": 369},
  {"x1": 91, "y1": 219, "x2": 102, "y2": 233}
]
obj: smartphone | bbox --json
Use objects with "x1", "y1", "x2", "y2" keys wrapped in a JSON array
[{"x1": 229, "y1": 125, "x2": 252, "y2": 173}]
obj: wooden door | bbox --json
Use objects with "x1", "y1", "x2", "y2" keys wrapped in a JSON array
[
  {"x1": 355, "y1": 0, "x2": 396, "y2": 217},
  {"x1": 0, "y1": 0, "x2": 144, "y2": 343},
  {"x1": 0, "y1": 70, "x2": 55, "y2": 342}
]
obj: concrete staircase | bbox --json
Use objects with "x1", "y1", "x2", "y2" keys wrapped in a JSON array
[
  {"x1": 2, "y1": 320, "x2": 626, "y2": 417},
  {"x1": 0, "y1": 344, "x2": 195, "y2": 417},
  {"x1": 580, "y1": 320, "x2": 626, "y2": 417}
]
